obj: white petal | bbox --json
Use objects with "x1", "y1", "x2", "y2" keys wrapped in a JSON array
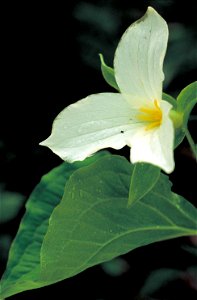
[
  {"x1": 40, "y1": 93, "x2": 137, "y2": 162},
  {"x1": 127, "y1": 101, "x2": 174, "y2": 173},
  {"x1": 114, "y1": 7, "x2": 168, "y2": 103}
]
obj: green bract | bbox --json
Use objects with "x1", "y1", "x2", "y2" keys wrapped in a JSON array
[{"x1": 99, "y1": 53, "x2": 119, "y2": 91}]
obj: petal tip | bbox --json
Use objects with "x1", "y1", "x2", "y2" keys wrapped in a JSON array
[
  {"x1": 39, "y1": 139, "x2": 49, "y2": 147},
  {"x1": 162, "y1": 157, "x2": 175, "y2": 174},
  {"x1": 39, "y1": 140, "x2": 44, "y2": 146},
  {"x1": 147, "y1": 6, "x2": 156, "y2": 13}
]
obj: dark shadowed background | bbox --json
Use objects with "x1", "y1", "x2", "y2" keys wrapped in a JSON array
[{"x1": 1, "y1": 0, "x2": 197, "y2": 299}]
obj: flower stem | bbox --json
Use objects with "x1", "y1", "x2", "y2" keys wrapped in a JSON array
[{"x1": 184, "y1": 128, "x2": 197, "y2": 160}]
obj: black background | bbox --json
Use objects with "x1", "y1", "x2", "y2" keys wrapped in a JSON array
[{"x1": 1, "y1": 1, "x2": 197, "y2": 299}]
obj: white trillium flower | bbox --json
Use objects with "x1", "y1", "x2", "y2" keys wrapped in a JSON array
[{"x1": 40, "y1": 7, "x2": 175, "y2": 174}]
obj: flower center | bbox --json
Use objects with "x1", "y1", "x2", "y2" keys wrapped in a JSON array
[{"x1": 136, "y1": 99, "x2": 162, "y2": 130}]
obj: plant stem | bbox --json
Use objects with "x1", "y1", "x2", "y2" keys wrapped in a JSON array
[{"x1": 184, "y1": 128, "x2": 197, "y2": 160}]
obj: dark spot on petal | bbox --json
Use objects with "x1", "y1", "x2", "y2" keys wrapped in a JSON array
[{"x1": 121, "y1": 130, "x2": 124, "y2": 133}]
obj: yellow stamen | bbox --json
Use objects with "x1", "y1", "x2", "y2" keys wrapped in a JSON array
[{"x1": 136, "y1": 99, "x2": 162, "y2": 130}]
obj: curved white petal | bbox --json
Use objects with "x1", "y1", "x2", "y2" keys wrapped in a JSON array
[
  {"x1": 40, "y1": 93, "x2": 137, "y2": 162},
  {"x1": 127, "y1": 101, "x2": 174, "y2": 173},
  {"x1": 114, "y1": 7, "x2": 168, "y2": 103}
]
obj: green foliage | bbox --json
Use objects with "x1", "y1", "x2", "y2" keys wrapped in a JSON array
[
  {"x1": 1, "y1": 61, "x2": 195, "y2": 299},
  {"x1": 128, "y1": 163, "x2": 160, "y2": 206},
  {"x1": 0, "y1": 152, "x2": 108, "y2": 299},
  {"x1": 99, "y1": 53, "x2": 119, "y2": 90},
  {"x1": 174, "y1": 82, "x2": 197, "y2": 151},
  {"x1": 41, "y1": 155, "x2": 197, "y2": 283},
  {"x1": 177, "y1": 81, "x2": 197, "y2": 150},
  {"x1": 177, "y1": 81, "x2": 197, "y2": 129},
  {"x1": 1, "y1": 154, "x2": 197, "y2": 298},
  {"x1": 177, "y1": 81, "x2": 197, "y2": 111}
]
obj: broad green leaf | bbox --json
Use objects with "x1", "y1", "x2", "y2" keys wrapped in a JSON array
[
  {"x1": 99, "y1": 53, "x2": 119, "y2": 91},
  {"x1": 0, "y1": 151, "x2": 108, "y2": 299},
  {"x1": 0, "y1": 190, "x2": 25, "y2": 223},
  {"x1": 41, "y1": 155, "x2": 197, "y2": 284},
  {"x1": 128, "y1": 163, "x2": 160, "y2": 206}
]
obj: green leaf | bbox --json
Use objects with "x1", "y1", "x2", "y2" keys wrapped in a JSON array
[
  {"x1": 128, "y1": 163, "x2": 160, "y2": 206},
  {"x1": 182, "y1": 98, "x2": 197, "y2": 129},
  {"x1": 0, "y1": 151, "x2": 108, "y2": 299},
  {"x1": 40, "y1": 155, "x2": 197, "y2": 284},
  {"x1": 177, "y1": 81, "x2": 197, "y2": 113},
  {"x1": 177, "y1": 81, "x2": 197, "y2": 128},
  {"x1": 177, "y1": 81, "x2": 197, "y2": 129},
  {"x1": 176, "y1": 82, "x2": 197, "y2": 155},
  {"x1": 99, "y1": 53, "x2": 119, "y2": 91}
]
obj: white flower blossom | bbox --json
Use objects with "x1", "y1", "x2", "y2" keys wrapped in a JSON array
[{"x1": 40, "y1": 7, "x2": 174, "y2": 173}]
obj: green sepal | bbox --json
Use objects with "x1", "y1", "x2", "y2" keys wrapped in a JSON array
[
  {"x1": 174, "y1": 82, "x2": 197, "y2": 149},
  {"x1": 177, "y1": 81, "x2": 197, "y2": 129},
  {"x1": 177, "y1": 81, "x2": 197, "y2": 113},
  {"x1": 99, "y1": 53, "x2": 119, "y2": 91}
]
